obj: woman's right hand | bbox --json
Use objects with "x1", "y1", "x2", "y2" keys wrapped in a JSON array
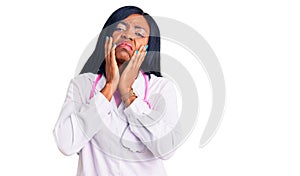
[{"x1": 100, "y1": 36, "x2": 119, "y2": 101}]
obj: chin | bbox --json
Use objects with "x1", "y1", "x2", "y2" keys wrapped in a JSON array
[{"x1": 116, "y1": 50, "x2": 131, "y2": 61}]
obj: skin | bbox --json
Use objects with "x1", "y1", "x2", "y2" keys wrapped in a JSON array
[{"x1": 100, "y1": 14, "x2": 150, "y2": 107}]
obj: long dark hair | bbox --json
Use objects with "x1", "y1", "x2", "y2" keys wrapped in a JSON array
[{"x1": 80, "y1": 6, "x2": 162, "y2": 78}]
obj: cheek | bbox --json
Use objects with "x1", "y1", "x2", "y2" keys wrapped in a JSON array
[
  {"x1": 134, "y1": 38, "x2": 149, "y2": 50},
  {"x1": 111, "y1": 32, "x2": 121, "y2": 43}
]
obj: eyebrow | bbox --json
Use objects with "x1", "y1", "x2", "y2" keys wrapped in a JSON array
[
  {"x1": 118, "y1": 21, "x2": 147, "y2": 32},
  {"x1": 119, "y1": 21, "x2": 128, "y2": 27},
  {"x1": 135, "y1": 25, "x2": 146, "y2": 31}
]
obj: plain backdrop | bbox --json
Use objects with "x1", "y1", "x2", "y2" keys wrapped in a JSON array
[{"x1": 0, "y1": 0, "x2": 299, "y2": 175}]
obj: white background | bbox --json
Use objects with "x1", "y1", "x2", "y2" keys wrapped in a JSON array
[{"x1": 0, "y1": 0, "x2": 299, "y2": 175}]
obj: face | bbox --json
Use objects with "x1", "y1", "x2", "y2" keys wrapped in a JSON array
[{"x1": 111, "y1": 14, "x2": 150, "y2": 65}]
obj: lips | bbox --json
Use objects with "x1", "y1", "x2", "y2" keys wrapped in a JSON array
[{"x1": 116, "y1": 41, "x2": 133, "y2": 51}]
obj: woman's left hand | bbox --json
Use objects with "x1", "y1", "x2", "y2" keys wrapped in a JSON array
[{"x1": 118, "y1": 45, "x2": 147, "y2": 97}]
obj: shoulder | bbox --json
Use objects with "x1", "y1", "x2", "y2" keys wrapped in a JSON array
[
  {"x1": 147, "y1": 74, "x2": 179, "y2": 102},
  {"x1": 149, "y1": 74, "x2": 177, "y2": 92},
  {"x1": 67, "y1": 72, "x2": 98, "y2": 92},
  {"x1": 71, "y1": 72, "x2": 97, "y2": 85},
  {"x1": 66, "y1": 73, "x2": 98, "y2": 100}
]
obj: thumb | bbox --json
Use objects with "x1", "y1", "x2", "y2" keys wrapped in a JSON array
[{"x1": 119, "y1": 60, "x2": 130, "y2": 74}]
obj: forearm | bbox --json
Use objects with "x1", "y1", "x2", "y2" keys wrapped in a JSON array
[
  {"x1": 123, "y1": 88, "x2": 137, "y2": 107},
  {"x1": 125, "y1": 98, "x2": 181, "y2": 159},
  {"x1": 54, "y1": 79, "x2": 113, "y2": 156},
  {"x1": 123, "y1": 82, "x2": 182, "y2": 159},
  {"x1": 100, "y1": 83, "x2": 115, "y2": 101}
]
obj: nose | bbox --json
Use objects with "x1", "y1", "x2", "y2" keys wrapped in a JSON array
[{"x1": 121, "y1": 31, "x2": 134, "y2": 41}]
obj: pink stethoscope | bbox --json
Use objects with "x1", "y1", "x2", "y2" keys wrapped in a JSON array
[
  {"x1": 89, "y1": 71, "x2": 151, "y2": 109},
  {"x1": 89, "y1": 70, "x2": 151, "y2": 153}
]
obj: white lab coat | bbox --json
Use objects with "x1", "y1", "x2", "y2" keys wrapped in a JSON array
[{"x1": 53, "y1": 71, "x2": 182, "y2": 176}]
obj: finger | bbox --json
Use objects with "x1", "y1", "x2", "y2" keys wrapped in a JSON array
[
  {"x1": 107, "y1": 36, "x2": 112, "y2": 59},
  {"x1": 135, "y1": 51, "x2": 146, "y2": 69},
  {"x1": 111, "y1": 43, "x2": 117, "y2": 66},
  {"x1": 129, "y1": 49, "x2": 138, "y2": 66},
  {"x1": 138, "y1": 45, "x2": 146, "y2": 61},
  {"x1": 138, "y1": 45, "x2": 145, "y2": 53},
  {"x1": 104, "y1": 36, "x2": 109, "y2": 59},
  {"x1": 133, "y1": 46, "x2": 144, "y2": 66},
  {"x1": 137, "y1": 51, "x2": 146, "y2": 67},
  {"x1": 134, "y1": 46, "x2": 145, "y2": 67}
]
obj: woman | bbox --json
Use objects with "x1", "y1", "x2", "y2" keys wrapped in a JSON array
[{"x1": 53, "y1": 6, "x2": 182, "y2": 176}]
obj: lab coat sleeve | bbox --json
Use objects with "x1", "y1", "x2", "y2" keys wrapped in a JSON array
[
  {"x1": 53, "y1": 77, "x2": 112, "y2": 156},
  {"x1": 123, "y1": 81, "x2": 182, "y2": 160}
]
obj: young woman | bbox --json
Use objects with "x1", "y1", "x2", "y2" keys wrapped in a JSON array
[{"x1": 53, "y1": 6, "x2": 182, "y2": 176}]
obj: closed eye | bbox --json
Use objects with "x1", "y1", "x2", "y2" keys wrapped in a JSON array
[
  {"x1": 115, "y1": 22, "x2": 127, "y2": 31},
  {"x1": 135, "y1": 32, "x2": 145, "y2": 38},
  {"x1": 115, "y1": 27, "x2": 125, "y2": 31}
]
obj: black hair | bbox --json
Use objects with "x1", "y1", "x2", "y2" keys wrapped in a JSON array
[{"x1": 80, "y1": 6, "x2": 162, "y2": 78}]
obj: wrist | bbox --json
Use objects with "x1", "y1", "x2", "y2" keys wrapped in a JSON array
[
  {"x1": 100, "y1": 83, "x2": 115, "y2": 101},
  {"x1": 121, "y1": 88, "x2": 137, "y2": 106},
  {"x1": 124, "y1": 95, "x2": 137, "y2": 107},
  {"x1": 119, "y1": 86, "x2": 132, "y2": 96}
]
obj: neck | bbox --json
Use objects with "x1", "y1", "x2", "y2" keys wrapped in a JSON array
[{"x1": 118, "y1": 60, "x2": 129, "y2": 75}]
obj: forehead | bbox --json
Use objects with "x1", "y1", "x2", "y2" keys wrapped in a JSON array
[{"x1": 120, "y1": 14, "x2": 150, "y2": 33}]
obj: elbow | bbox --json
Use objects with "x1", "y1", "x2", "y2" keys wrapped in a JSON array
[
  {"x1": 149, "y1": 139, "x2": 178, "y2": 160},
  {"x1": 57, "y1": 146, "x2": 77, "y2": 156},
  {"x1": 149, "y1": 147, "x2": 176, "y2": 160},
  {"x1": 53, "y1": 129, "x2": 77, "y2": 156},
  {"x1": 157, "y1": 128, "x2": 182, "y2": 160},
  {"x1": 158, "y1": 151, "x2": 176, "y2": 160},
  {"x1": 156, "y1": 142, "x2": 177, "y2": 160}
]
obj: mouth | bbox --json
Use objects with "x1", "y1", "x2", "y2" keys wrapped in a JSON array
[{"x1": 116, "y1": 41, "x2": 133, "y2": 51}]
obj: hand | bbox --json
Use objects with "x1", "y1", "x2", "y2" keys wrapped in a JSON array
[
  {"x1": 100, "y1": 36, "x2": 119, "y2": 101},
  {"x1": 118, "y1": 45, "x2": 147, "y2": 98}
]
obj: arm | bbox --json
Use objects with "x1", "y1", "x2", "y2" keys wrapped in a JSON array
[
  {"x1": 124, "y1": 81, "x2": 182, "y2": 160},
  {"x1": 53, "y1": 77, "x2": 112, "y2": 156},
  {"x1": 53, "y1": 36, "x2": 118, "y2": 156}
]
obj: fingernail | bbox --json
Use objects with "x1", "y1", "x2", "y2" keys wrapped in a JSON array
[
  {"x1": 113, "y1": 43, "x2": 116, "y2": 47},
  {"x1": 106, "y1": 36, "x2": 109, "y2": 40},
  {"x1": 136, "y1": 50, "x2": 138, "y2": 54},
  {"x1": 145, "y1": 45, "x2": 148, "y2": 50}
]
